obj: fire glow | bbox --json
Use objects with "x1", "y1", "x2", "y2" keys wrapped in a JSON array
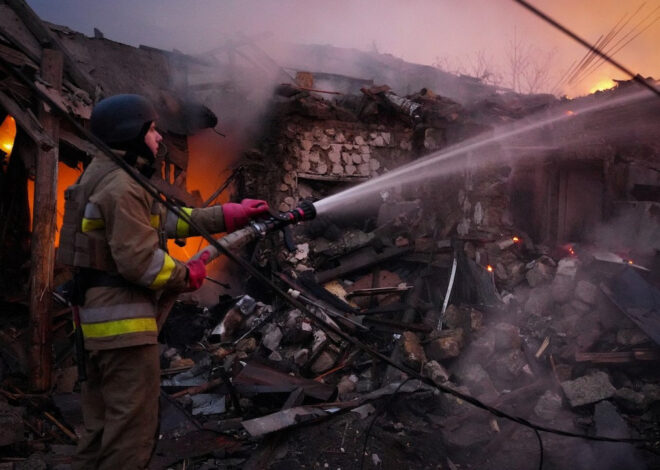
[
  {"x1": 0, "y1": 114, "x2": 16, "y2": 159},
  {"x1": 486, "y1": 265, "x2": 494, "y2": 272},
  {"x1": 27, "y1": 162, "x2": 82, "y2": 247},
  {"x1": 589, "y1": 79, "x2": 616, "y2": 94}
]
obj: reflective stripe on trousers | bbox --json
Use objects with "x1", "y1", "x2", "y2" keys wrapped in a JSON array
[{"x1": 79, "y1": 302, "x2": 157, "y2": 338}]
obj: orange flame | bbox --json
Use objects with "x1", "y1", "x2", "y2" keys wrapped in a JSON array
[
  {"x1": 628, "y1": 260, "x2": 634, "y2": 265},
  {"x1": 167, "y1": 129, "x2": 236, "y2": 261},
  {"x1": 0, "y1": 115, "x2": 17, "y2": 159},
  {"x1": 486, "y1": 265, "x2": 493, "y2": 272},
  {"x1": 512, "y1": 236, "x2": 520, "y2": 243},
  {"x1": 27, "y1": 162, "x2": 83, "y2": 247}
]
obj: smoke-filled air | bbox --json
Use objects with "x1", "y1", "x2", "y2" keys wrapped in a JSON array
[{"x1": 28, "y1": 0, "x2": 660, "y2": 98}]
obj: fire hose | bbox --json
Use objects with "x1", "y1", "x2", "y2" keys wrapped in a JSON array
[
  {"x1": 188, "y1": 200, "x2": 316, "y2": 264},
  {"x1": 1, "y1": 56, "x2": 656, "y2": 470},
  {"x1": 156, "y1": 201, "x2": 316, "y2": 328}
]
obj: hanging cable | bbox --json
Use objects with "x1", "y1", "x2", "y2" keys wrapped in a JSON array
[{"x1": 513, "y1": 0, "x2": 660, "y2": 98}]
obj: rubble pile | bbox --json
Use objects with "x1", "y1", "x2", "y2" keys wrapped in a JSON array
[{"x1": 138, "y1": 192, "x2": 660, "y2": 469}]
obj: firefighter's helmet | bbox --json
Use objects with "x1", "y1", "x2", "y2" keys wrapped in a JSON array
[{"x1": 90, "y1": 94, "x2": 157, "y2": 147}]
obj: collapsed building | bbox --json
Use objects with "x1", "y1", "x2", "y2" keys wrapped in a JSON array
[{"x1": 0, "y1": 1, "x2": 659, "y2": 469}]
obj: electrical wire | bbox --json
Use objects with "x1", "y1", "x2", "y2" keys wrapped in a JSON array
[
  {"x1": 574, "y1": 12, "x2": 660, "y2": 85},
  {"x1": 534, "y1": 429, "x2": 544, "y2": 470},
  {"x1": 358, "y1": 378, "x2": 415, "y2": 470},
  {"x1": 513, "y1": 0, "x2": 660, "y2": 98},
  {"x1": 568, "y1": 4, "x2": 658, "y2": 87},
  {"x1": 564, "y1": 4, "x2": 642, "y2": 86},
  {"x1": 1, "y1": 55, "x2": 657, "y2": 462}
]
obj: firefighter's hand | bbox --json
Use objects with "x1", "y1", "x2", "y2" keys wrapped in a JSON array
[
  {"x1": 222, "y1": 199, "x2": 270, "y2": 232},
  {"x1": 185, "y1": 252, "x2": 209, "y2": 291}
]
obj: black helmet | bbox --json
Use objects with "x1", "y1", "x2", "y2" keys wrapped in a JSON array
[{"x1": 90, "y1": 94, "x2": 158, "y2": 147}]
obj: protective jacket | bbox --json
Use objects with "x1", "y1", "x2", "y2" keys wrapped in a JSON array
[{"x1": 58, "y1": 152, "x2": 226, "y2": 350}]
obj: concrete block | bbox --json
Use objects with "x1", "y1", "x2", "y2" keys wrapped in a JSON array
[{"x1": 561, "y1": 371, "x2": 616, "y2": 407}]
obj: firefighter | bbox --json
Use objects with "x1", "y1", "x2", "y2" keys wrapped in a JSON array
[{"x1": 58, "y1": 94, "x2": 269, "y2": 470}]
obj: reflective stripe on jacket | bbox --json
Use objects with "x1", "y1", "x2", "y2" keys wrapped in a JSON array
[{"x1": 66, "y1": 152, "x2": 227, "y2": 350}]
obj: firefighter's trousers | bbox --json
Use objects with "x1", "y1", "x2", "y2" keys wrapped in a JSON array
[{"x1": 72, "y1": 344, "x2": 160, "y2": 470}]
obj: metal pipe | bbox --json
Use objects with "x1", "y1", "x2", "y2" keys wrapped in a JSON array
[{"x1": 439, "y1": 254, "x2": 458, "y2": 330}]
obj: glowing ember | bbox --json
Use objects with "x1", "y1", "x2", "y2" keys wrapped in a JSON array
[
  {"x1": 486, "y1": 265, "x2": 493, "y2": 272},
  {"x1": 512, "y1": 236, "x2": 520, "y2": 243},
  {"x1": 628, "y1": 260, "x2": 634, "y2": 265},
  {"x1": 565, "y1": 110, "x2": 575, "y2": 116},
  {"x1": 567, "y1": 245, "x2": 576, "y2": 256}
]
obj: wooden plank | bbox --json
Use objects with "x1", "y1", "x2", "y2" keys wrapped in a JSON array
[
  {"x1": 28, "y1": 48, "x2": 62, "y2": 392},
  {"x1": 0, "y1": 5, "x2": 43, "y2": 64},
  {"x1": 315, "y1": 245, "x2": 412, "y2": 284},
  {"x1": 297, "y1": 172, "x2": 369, "y2": 183},
  {"x1": 0, "y1": 42, "x2": 36, "y2": 67},
  {"x1": 362, "y1": 317, "x2": 432, "y2": 333},
  {"x1": 149, "y1": 177, "x2": 202, "y2": 207},
  {"x1": 347, "y1": 285, "x2": 413, "y2": 297},
  {"x1": 0, "y1": 90, "x2": 54, "y2": 151},
  {"x1": 575, "y1": 349, "x2": 660, "y2": 363},
  {"x1": 59, "y1": 129, "x2": 96, "y2": 155},
  {"x1": 5, "y1": 0, "x2": 97, "y2": 96}
]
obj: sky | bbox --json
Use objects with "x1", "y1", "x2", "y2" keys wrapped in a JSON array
[{"x1": 27, "y1": 0, "x2": 660, "y2": 97}]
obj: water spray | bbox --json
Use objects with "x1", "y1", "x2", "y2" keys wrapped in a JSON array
[{"x1": 314, "y1": 87, "x2": 653, "y2": 218}]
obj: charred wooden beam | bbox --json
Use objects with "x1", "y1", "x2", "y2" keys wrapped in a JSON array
[
  {"x1": 315, "y1": 245, "x2": 412, "y2": 284},
  {"x1": 5, "y1": 0, "x2": 97, "y2": 97},
  {"x1": 0, "y1": 90, "x2": 55, "y2": 150},
  {"x1": 296, "y1": 172, "x2": 369, "y2": 183},
  {"x1": 28, "y1": 48, "x2": 62, "y2": 392},
  {"x1": 347, "y1": 285, "x2": 413, "y2": 298},
  {"x1": 149, "y1": 177, "x2": 202, "y2": 207},
  {"x1": 0, "y1": 42, "x2": 37, "y2": 68},
  {"x1": 202, "y1": 167, "x2": 241, "y2": 207},
  {"x1": 362, "y1": 317, "x2": 432, "y2": 333},
  {"x1": 575, "y1": 349, "x2": 660, "y2": 363}
]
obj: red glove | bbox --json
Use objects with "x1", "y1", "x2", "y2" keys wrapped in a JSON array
[
  {"x1": 222, "y1": 199, "x2": 270, "y2": 232},
  {"x1": 185, "y1": 252, "x2": 209, "y2": 291}
]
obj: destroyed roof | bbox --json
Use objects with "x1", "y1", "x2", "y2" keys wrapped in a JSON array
[
  {"x1": 48, "y1": 24, "x2": 215, "y2": 136},
  {"x1": 269, "y1": 43, "x2": 523, "y2": 104},
  {"x1": 0, "y1": 2, "x2": 213, "y2": 137}
]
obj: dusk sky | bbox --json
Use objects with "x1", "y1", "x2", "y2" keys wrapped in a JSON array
[{"x1": 27, "y1": 0, "x2": 660, "y2": 97}]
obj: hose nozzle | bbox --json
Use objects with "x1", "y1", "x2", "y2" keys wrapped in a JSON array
[
  {"x1": 282, "y1": 199, "x2": 317, "y2": 224},
  {"x1": 249, "y1": 200, "x2": 317, "y2": 239}
]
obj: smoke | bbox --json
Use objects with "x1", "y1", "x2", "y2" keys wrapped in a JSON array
[
  {"x1": 591, "y1": 206, "x2": 660, "y2": 261},
  {"x1": 29, "y1": 0, "x2": 660, "y2": 98}
]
